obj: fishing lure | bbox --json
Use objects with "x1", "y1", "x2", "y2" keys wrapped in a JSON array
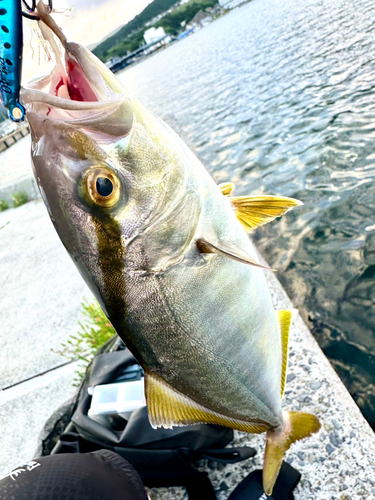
[
  {"x1": 0, "y1": 0, "x2": 52, "y2": 122},
  {"x1": 0, "y1": 0, "x2": 25, "y2": 121}
]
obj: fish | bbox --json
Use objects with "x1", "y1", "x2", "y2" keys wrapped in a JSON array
[
  {"x1": 0, "y1": 0, "x2": 25, "y2": 121},
  {"x1": 21, "y1": 3, "x2": 320, "y2": 495}
]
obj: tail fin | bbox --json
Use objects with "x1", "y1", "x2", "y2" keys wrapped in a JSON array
[{"x1": 263, "y1": 411, "x2": 321, "y2": 495}]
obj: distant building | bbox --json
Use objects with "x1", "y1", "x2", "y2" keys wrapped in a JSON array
[
  {"x1": 143, "y1": 27, "x2": 173, "y2": 56},
  {"x1": 144, "y1": 27, "x2": 167, "y2": 45},
  {"x1": 187, "y1": 10, "x2": 212, "y2": 29}
]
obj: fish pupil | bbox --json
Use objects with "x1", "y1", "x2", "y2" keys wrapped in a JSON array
[{"x1": 96, "y1": 177, "x2": 113, "y2": 197}]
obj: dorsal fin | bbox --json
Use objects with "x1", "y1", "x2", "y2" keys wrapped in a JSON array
[
  {"x1": 196, "y1": 238, "x2": 272, "y2": 270},
  {"x1": 229, "y1": 196, "x2": 303, "y2": 233},
  {"x1": 277, "y1": 309, "x2": 296, "y2": 396},
  {"x1": 218, "y1": 182, "x2": 235, "y2": 196},
  {"x1": 145, "y1": 370, "x2": 268, "y2": 433}
]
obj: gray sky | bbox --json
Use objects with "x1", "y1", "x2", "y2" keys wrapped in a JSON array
[
  {"x1": 23, "y1": 0, "x2": 153, "y2": 78},
  {"x1": 56, "y1": 0, "x2": 153, "y2": 45},
  {"x1": 69, "y1": 0, "x2": 114, "y2": 11}
]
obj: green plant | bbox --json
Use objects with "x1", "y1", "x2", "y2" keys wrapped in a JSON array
[
  {"x1": 12, "y1": 191, "x2": 28, "y2": 208},
  {"x1": 0, "y1": 199, "x2": 9, "y2": 212},
  {"x1": 57, "y1": 299, "x2": 117, "y2": 385}
]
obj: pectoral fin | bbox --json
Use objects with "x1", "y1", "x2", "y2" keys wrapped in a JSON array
[
  {"x1": 230, "y1": 195, "x2": 303, "y2": 233},
  {"x1": 145, "y1": 370, "x2": 268, "y2": 433},
  {"x1": 277, "y1": 309, "x2": 297, "y2": 396},
  {"x1": 263, "y1": 411, "x2": 321, "y2": 495},
  {"x1": 196, "y1": 238, "x2": 272, "y2": 270}
]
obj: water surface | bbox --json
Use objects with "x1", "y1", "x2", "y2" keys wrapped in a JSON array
[{"x1": 121, "y1": 0, "x2": 375, "y2": 428}]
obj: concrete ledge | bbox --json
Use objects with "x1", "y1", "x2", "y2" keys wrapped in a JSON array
[
  {"x1": 0, "y1": 361, "x2": 78, "y2": 477},
  {"x1": 0, "y1": 175, "x2": 40, "y2": 206},
  {"x1": 0, "y1": 200, "x2": 92, "y2": 477},
  {"x1": 0, "y1": 200, "x2": 93, "y2": 389},
  {"x1": 0, "y1": 124, "x2": 30, "y2": 153}
]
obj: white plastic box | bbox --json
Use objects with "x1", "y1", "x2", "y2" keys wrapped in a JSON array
[{"x1": 88, "y1": 379, "x2": 146, "y2": 425}]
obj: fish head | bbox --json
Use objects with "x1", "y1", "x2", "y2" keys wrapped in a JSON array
[
  {"x1": 22, "y1": 46, "x2": 132, "y2": 313},
  {"x1": 21, "y1": 9, "x2": 202, "y2": 315}
]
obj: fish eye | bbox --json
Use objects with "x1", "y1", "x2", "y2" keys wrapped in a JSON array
[
  {"x1": 96, "y1": 177, "x2": 113, "y2": 197},
  {"x1": 81, "y1": 166, "x2": 120, "y2": 208}
]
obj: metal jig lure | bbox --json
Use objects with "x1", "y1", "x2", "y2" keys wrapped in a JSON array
[{"x1": 0, "y1": 0, "x2": 52, "y2": 122}]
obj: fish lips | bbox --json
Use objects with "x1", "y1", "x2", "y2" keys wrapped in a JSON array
[{"x1": 21, "y1": 42, "x2": 133, "y2": 142}]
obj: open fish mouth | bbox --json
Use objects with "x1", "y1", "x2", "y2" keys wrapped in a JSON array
[{"x1": 21, "y1": 1, "x2": 133, "y2": 140}]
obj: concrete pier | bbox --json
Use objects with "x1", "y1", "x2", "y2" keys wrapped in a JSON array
[{"x1": 0, "y1": 135, "x2": 39, "y2": 208}]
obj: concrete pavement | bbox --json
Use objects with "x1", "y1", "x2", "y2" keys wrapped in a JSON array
[
  {"x1": 0, "y1": 199, "x2": 93, "y2": 476},
  {"x1": 0, "y1": 199, "x2": 93, "y2": 390}
]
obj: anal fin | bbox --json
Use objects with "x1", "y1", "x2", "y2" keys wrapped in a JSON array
[
  {"x1": 277, "y1": 309, "x2": 297, "y2": 396},
  {"x1": 145, "y1": 370, "x2": 268, "y2": 434}
]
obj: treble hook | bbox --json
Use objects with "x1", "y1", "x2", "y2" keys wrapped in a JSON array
[{"x1": 21, "y1": 0, "x2": 53, "y2": 20}]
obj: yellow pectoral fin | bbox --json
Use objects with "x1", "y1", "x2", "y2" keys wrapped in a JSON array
[
  {"x1": 277, "y1": 309, "x2": 297, "y2": 396},
  {"x1": 145, "y1": 370, "x2": 268, "y2": 434},
  {"x1": 263, "y1": 411, "x2": 321, "y2": 496},
  {"x1": 229, "y1": 195, "x2": 303, "y2": 233},
  {"x1": 218, "y1": 182, "x2": 235, "y2": 196}
]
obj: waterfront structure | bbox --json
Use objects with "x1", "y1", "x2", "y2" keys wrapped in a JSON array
[
  {"x1": 105, "y1": 56, "x2": 122, "y2": 69},
  {"x1": 0, "y1": 121, "x2": 29, "y2": 152},
  {"x1": 219, "y1": 0, "x2": 248, "y2": 8},
  {"x1": 105, "y1": 34, "x2": 173, "y2": 73}
]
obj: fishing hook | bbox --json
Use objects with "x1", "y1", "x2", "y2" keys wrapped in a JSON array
[{"x1": 21, "y1": 0, "x2": 53, "y2": 20}]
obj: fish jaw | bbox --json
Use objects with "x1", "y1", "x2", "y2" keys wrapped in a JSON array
[{"x1": 21, "y1": 38, "x2": 133, "y2": 142}]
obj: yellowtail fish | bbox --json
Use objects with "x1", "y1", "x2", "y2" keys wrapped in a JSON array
[{"x1": 21, "y1": 3, "x2": 320, "y2": 495}]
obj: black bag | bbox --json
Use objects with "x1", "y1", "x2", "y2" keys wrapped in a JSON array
[{"x1": 49, "y1": 336, "x2": 256, "y2": 500}]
